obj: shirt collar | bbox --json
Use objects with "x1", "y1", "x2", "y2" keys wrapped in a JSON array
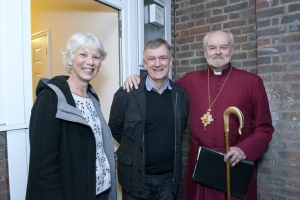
[{"x1": 145, "y1": 76, "x2": 172, "y2": 94}]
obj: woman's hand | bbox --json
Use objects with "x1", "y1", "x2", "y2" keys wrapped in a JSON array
[{"x1": 123, "y1": 74, "x2": 141, "y2": 92}]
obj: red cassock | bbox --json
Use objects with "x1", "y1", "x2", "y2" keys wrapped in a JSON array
[{"x1": 176, "y1": 64, "x2": 274, "y2": 200}]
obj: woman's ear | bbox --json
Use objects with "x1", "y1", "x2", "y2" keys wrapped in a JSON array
[{"x1": 68, "y1": 57, "x2": 73, "y2": 66}]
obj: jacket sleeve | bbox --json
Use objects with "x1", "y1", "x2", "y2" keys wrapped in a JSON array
[
  {"x1": 108, "y1": 88, "x2": 127, "y2": 144},
  {"x1": 26, "y1": 89, "x2": 65, "y2": 200},
  {"x1": 237, "y1": 77, "x2": 274, "y2": 161},
  {"x1": 181, "y1": 90, "x2": 189, "y2": 134}
]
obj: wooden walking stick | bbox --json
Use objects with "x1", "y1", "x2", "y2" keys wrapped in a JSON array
[{"x1": 223, "y1": 107, "x2": 244, "y2": 200}]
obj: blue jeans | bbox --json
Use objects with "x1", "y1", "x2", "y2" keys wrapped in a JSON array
[{"x1": 122, "y1": 171, "x2": 175, "y2": 200}]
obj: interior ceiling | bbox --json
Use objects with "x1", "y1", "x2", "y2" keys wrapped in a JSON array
[
  {"x1": 55, "y1": 0, "x2": 100, "y2": 7},
  {"x1": 32, "y1": 0, "x2": 108, "y2": 11}
]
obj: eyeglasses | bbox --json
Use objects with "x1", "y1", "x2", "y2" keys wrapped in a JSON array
[{"x1": 147, "y1": 56, "x2": 169, "y2": 62}]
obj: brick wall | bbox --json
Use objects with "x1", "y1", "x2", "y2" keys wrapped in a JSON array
[
  {"x1": 172, "y1": 0, "x2": 300, "y2": 199},
  {"x1": 256, "y1": 0, "x2": 300, "y2": 199},
  {"x1": 0, "y1": 132, "x2": 9, "y2": 199}
]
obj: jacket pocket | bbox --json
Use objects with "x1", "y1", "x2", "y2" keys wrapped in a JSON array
[
  {"x1": 124, "y1": 110, "x2": 142, "y2": 141},
  {"x1": 116, "y1": 149, "x2": 133, "y2": 192}
]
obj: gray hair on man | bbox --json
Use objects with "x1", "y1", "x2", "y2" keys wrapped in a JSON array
[{"x1": 203, "y1": 30, "x2": 234, "y2": 49}]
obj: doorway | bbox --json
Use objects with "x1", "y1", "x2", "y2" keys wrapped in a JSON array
[
  {"x1": 6, "y1": 1, "x2": 138, "y2": 199},
  {"x1": 31, "y1": 0, "x2": 122, "y2": 199},
  {"x1": 31, "y1": 0, "x2": 120, "y2": 121}
]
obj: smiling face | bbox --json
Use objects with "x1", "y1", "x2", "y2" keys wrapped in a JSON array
[
  {"x1": 204, "y1": 31, "x2": 234, "y2": 71},
  {"x1": 68, "y1": 47, "x2": 101, "y2": 83},
  {"x1": 143, "y1": 44, "x2": 172, "y2": 84}
]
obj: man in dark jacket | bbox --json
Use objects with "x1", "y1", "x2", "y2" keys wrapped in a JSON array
[{"x1": 109, "y1": 38, "x2": 189, "y2": 199}]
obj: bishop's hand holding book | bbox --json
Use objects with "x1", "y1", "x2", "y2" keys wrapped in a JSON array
[{"x1": 192, "y1": 147, "x2": 255, "y2": 199}]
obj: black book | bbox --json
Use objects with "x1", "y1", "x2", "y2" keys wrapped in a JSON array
[{"x1": 192, "y1": 147, "x2": 255, "y2": 199}]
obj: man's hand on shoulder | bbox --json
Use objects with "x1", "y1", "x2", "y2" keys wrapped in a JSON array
[{"x1": 123, "y1": 74, "x2": 141, "y2": 92}]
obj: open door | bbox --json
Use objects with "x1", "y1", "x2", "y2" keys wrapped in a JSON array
[{"x1": 31, "y1": 29, "x2": 50, "y2": 102}]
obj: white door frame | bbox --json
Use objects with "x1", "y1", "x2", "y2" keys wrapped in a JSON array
[
  {"x1": 1, "y1": 0, "x2": 32, "y2": 199},
  {"x1": 97, "y1": 0, "x2": 140, "y2": 85}
]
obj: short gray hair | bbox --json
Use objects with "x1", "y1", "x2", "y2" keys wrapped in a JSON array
[
  {"x1": 203, "y1": 30, "x2": 234, "y2": 49},
  {"x1": 143, "y1": 38, "x2": 172, "y2": 58},
  {"x1": 62, "y1": 33, "x2": 107, "y2": 73}
]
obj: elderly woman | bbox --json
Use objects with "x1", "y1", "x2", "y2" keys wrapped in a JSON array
[{"x1": 26, "y1": 33, "x2": 116, "y2": 200}]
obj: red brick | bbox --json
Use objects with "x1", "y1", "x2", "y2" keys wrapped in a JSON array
[
  {"x1": 256, "y1": 1, "x2": 270, "y2": 9},
  {"x1": 207, "y1": 15, "x2": 227, "y2": 24},
  {"x1": 282, "y1": 73, "x2": 300, "y2": 81},
  {"x1": 180, "y1": 30, "x2": 190, "y2": 37},
  {"x1": 282, "y1": 33, "x2": 300, "y2": 43},
  {"x1": 230, "y1": 28, "x2": 241, "y2": 35},
  {"x1": 175, "y1": 21, "x2": 195, "y2": 31},
  {"x1": 234, "y1": 35, "x2": 248, "y2": 43},
  {"x1": 258, "y1": 38, "x2": 271, "y2": 46},
  {"x1": 176, "y1": 36, "x2": 195, "y2": 44},
  {"x1": 195, "y1": 34, "x2": 206, "y2": 43},
  {"x1": 229, "y1": 13, "x2": 240, "y2": 20},
  {"x1": 180, "y1": 44, "x2": 190, "y2": 51},
  {"x1": 212, "y1": 8, "x2": 222, "y2": 15},
  {"x1": 223, "y1": 20, "x2": 246, "y2": 29},
  {"x1": 195, "y1": 19, "x2": 206, "y2": 26},
  {"x1": 191, "y1": 43, "x2": 202, "y2": 50},
  {"x1": 190, "y1": 26, "x2": 210, "y2": 35}
]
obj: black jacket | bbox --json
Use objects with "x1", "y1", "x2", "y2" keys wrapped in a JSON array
[
  {"x1": 108, "y1": 77, "x2": 189, "y2": 198},
  {"x1": 26, "y1": 76, "x2": 116, "y2": 200}
]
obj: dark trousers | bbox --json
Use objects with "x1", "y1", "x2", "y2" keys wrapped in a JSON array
[
  {"x1": 122, "y1": 171, "x2": 175, "y2": 200},
  {"x1": 96, "y1": 188, "x2": 109, "y2": 200}
]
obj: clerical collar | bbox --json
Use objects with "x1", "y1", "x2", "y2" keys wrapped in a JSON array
[{"x1": 210, "y1": 63, "x2": 232, "y2": 76}]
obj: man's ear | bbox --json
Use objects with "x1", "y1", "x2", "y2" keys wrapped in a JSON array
[
  {"x1": 170, "y1": 57, "x2": 173, "y2": 67},
  {"x1": 230, "y1": 46, "x2": 235, "y2": 56},
  {"x1": 143, "y1": 59, "x2": 147, "y2": 69}
]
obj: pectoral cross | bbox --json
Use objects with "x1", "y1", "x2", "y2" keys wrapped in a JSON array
[{"x1": 201, "y1": 109, "x2": 214, "y2": 131}]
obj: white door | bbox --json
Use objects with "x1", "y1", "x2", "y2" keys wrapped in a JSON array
[
  {"x1": 31, "y1": 30, "x2": 50, "y2": 102},
  {"x1": 94, "y1": 1, "x2": 138, "y2": 199},
  {"x1": 96, "y1": 0, "x2": 140, "y2": 81}
]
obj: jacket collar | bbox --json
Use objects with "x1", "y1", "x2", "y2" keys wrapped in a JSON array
[{"x1": 38, "y1": 76, "x2": 99, "y2": 125}]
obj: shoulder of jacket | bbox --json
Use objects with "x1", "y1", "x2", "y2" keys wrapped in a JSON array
[{"x1": 170, "y1": 81, "x2": 186, "y2": 94}]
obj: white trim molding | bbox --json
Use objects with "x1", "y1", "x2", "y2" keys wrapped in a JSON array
[{"x1": 1, "y1": 0, "x2": 32, "y2": 199}]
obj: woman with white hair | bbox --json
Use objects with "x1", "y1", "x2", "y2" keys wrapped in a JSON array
[{"x1": 26, "y1": 33, "x2": 116, "y2": 200}]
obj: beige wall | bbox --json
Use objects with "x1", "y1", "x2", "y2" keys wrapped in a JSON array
[{"x1": 31, "y1": 0, "x2": 120, "y2": 121}]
